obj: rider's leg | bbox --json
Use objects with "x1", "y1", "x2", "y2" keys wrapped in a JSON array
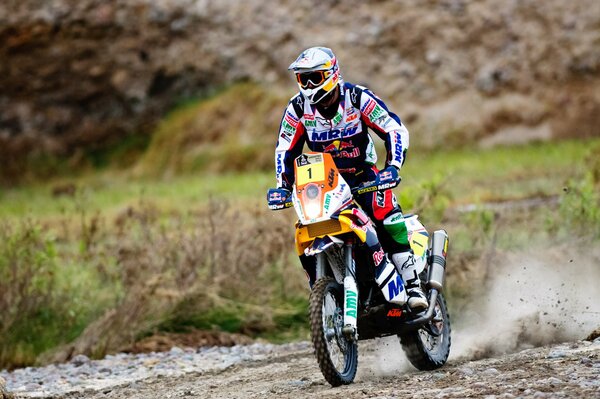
[
  {"x1": 356, "y1": 187, "x2": 428, "y2": 311},
  {"x1": 383, "y1": 212, "x2": 428, "y2": 311}
]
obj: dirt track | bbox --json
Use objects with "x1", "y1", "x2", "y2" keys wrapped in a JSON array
[{"x1": 69, "y1": 338, "x2": 599, "y2": 399}]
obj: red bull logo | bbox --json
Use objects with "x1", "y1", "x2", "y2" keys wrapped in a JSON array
[{"x1": 323, "y1": 140, "x2": 354, "y2": 152}]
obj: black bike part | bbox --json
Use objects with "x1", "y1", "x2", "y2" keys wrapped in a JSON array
[
  {"x1": 309, "y1": 277, "x2": 358, "y2": 386},
  {"x1": 398, "y1": 292, "x2": 451, "y2": 370}
]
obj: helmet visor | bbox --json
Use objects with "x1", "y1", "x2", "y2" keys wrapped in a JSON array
[{"x1": 296, "y1": 70, "x2": 332, "y2": 89}]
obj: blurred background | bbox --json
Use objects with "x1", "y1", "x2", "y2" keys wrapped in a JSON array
[{"x1": 0, "y1": 0, "x2": 599, "y2": 370}]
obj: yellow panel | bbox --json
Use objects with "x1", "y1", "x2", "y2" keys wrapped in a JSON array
[
  {"x1": 410, "y1": 232, "x2": 429, "y2": 258},
  {"x1": 307, "y1": 220, "x2": 342, "y2": 237},
  {"x1": 338, "y1": 214, "x2": 367, "y2": 243},
  {"x1": 297, "y1": 163, "x2": 325, "y2": 185}
]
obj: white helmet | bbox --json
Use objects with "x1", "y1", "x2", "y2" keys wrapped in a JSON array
[{"x1": 288, "y1": 47, "x2": 342, "y2": 104}]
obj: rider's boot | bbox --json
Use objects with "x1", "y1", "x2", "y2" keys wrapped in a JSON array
[
  {"x1": 391, "y1": 251, "x2": 428, "y2": 312},
  {"x1": 375, "y1": 255, "x2": 408, "y2": 306}
]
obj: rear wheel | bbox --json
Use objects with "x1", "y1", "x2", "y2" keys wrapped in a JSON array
[
  {"x1": 309, "y1": 277, "x2": 358, "y2": 386},
  {"x1": 399, "y1": 292, "x2": 451, "y2": 370}
]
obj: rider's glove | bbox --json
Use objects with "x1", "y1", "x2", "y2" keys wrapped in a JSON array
[
  {"x1": 267, "y1": 187, "x2": 292, "y2": 209},
  {"x1": 375, "y1": 166, "x2": 401, "y2": 187}
]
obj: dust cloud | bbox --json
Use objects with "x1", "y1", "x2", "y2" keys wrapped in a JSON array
[
  {"x1": 366, "y1": 245, "x2": 600, "y2": 375},
  {"x1": 450, "y1": 245, "x2": 600, "y2": 361}
]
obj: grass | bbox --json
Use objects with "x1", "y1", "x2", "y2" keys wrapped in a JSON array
[{"x1": 1, "y1": 139, "x2": 594, "y2": 221}]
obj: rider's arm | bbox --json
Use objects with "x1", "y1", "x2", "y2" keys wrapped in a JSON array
[
  {"x1": 357, "y1": 88, "x2": 410, "y2": 170},
  {"x1": 275, "y1": 98, "x2": 306, "y2": 189}
]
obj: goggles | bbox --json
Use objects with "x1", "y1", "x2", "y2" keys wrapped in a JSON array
[{"x1": 296, "y1": 70, "x2": 332, "y2": 89}]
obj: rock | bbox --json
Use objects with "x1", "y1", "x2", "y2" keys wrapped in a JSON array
[
  {"x1": 71, "y1": 354, "x2": 91, "y2": 367},
  {"x1": 586, "y1": 327, "x2": 600, "y2": 341},
  {"x1": 547, "y1": 350, "x2": 567, "y2": 359},
  {"x1": 0, "y1": 377, "x2": 10, "y2": 399},
  {"x1": 169, "y1": 347, "x2": 184, "y2": 355},
  {"x1": 483, "y1": 368, "x2": 500, "y2": 376}
]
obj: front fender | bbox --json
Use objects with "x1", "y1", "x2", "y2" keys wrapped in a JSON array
[{"x1": 294, "y1": 208, "x2": 376, "y2": 255}]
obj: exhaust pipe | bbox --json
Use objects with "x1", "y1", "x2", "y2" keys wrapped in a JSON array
[
  {"x1": 427, "y1": 230, "x2": 448, "y2": 291},
  {"x1": 404, "y1": 230, "x2": 449, "y2": 329}
]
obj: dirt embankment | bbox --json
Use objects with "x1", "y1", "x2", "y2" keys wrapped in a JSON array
[{"x1": 1, "y1": 0, "x2": 600, "y2": 182}]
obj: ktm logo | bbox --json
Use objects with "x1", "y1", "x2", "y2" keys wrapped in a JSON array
[
  {"x1": 387, "y1": 308, "x2": 402, "y2": 317},
  {"x1": 346, "y1": 113, "x2": 358, "y2": 122}
]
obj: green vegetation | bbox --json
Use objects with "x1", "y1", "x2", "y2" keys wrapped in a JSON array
[
  {"x1": 135, "y1": 82, "x2": 287, "y2": 177},
  {"x1": 0, "y1": 83, "x2": 598, "y2": 370}
]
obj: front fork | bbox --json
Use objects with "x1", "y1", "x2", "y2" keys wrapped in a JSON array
[
  {"x1": 342, "y1": 240, "x2": 358, "y2": 340},
  {"x1": 315, "y1": 239, "x2": 359, "y2": 341}
]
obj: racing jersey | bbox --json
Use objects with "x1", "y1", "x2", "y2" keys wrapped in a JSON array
[{"x1": 275, "y1": 82, "x2": 409, "y2": 189}]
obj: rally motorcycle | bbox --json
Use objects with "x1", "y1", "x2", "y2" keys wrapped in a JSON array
[{"x1": 268, "y1": 152, "x2": 451, "y2": 386}]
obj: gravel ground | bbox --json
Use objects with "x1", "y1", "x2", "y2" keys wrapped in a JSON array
[{"x1": 2, "y1": 338, "x2": 599, "y2": 399}]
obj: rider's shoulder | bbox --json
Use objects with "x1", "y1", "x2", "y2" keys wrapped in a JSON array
[
  {"x1": 344, "y1": 82, "x2": 370, "y2": 108},
  {"x1": 287, "y1": 93, "x2": 306, "y2": 117}
]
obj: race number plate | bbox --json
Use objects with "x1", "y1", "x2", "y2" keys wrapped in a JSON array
[{"x1": 296, "y1": 154, "x2": 325, "y2": 185}]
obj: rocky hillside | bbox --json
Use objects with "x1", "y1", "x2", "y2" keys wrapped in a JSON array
[{"x1": 1, "y1": 0, "x2": 599, "y2": 182}]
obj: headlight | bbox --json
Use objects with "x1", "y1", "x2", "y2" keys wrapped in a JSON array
[
  {"x1": 305, "y1": 184, "x2": 319, "y2": 199},
  {"x1": 304, "y1": 201, "x2": 321, "y2": 220}
]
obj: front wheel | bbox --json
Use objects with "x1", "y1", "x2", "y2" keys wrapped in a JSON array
[
  {"x1": 399, "y1": 292, "x2": 451, "y2": 370},
  {"x1": 309, "y1": 277, "x2": 358, "y2": 386}
]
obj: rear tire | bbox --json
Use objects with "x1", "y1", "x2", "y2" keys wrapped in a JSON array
[
  {"x1": 309, "y1": 277, "x2": 358, "y2": 386},
  {"x1": 399, "y1": 292, "x2": 451, "y2": 370}
]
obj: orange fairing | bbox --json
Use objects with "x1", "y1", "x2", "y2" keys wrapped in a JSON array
[{"x1": 294, "y1": 152, "x2": 339, "y2": 221}]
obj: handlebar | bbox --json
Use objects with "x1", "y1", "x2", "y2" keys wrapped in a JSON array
[
  {"x1": 351, "y1": 177, "x2": 401, "y2": 196},
  {"x1": 268, "y1": 175, "x2": 401, "y2": 211}
]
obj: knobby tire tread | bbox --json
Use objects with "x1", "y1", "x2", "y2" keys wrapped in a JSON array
[
  {"x1": 400, "y1": 293, "x2": 451, "y2": 371},
  {"x1": 309, "y1": 277, "x2": 357, "y2": 386}
]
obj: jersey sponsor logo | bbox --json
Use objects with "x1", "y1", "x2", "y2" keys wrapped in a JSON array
[
  {"x1": 332, "y1": 112, "x2": 343, "y2": 126},
  {"x1": 323, "y1": 140, "x2": 354, "y2": 153},
  {"x1": 305, "y1": 119, "x2": 317, "y2": 128},
  {"x1": 303, "y1": 114, "x2": 315, "y2": 120},
  {"x1": 285, "y1": 112, "x2": 299, "y2": 128},
  {"x1": 335, "y1": 147, "x2": 360, "y2": 159},
  {"x1": 276, "y1": 153, "x2": 284, "y2": 174},
  {"x1": 394, "y1": 138, "x2": 404, "y2": 161},
  {"x1": 361, "y1": 99, "x2": 376, "y2": 115},
  {"x1": 368, "y1": 104, "x2": 386, "y2": 122},
  {"x1": 279, "y1": 132, "x2": 292, "y2": 143},
  {"x1": 374, "y1": 115, "x2": 392, "y2": 128},
  {"x1": 310, "y1": 125, "x2": 360, "y2": 142},
  {"x1": 350, "y1": 88, "x2": 359, "y2": 106},
  {"x1": 346, "y1": 113, "x2": 358, "y2": 122},
  {"x1": 282, "y1": 120, "x2": 295, "y2": 134}
]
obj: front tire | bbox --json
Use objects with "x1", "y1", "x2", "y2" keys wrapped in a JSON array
[
  {"x1": 309, "y1": 277, "x2": 358, "y2": 386},
  {"x1": 399, "y1": 292, "x2": 451, "y2": 370}
]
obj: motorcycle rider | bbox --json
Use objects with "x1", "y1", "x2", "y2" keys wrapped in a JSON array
[{"x1": 274, "y1": 47, "x2": 427, "y2": 311}]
